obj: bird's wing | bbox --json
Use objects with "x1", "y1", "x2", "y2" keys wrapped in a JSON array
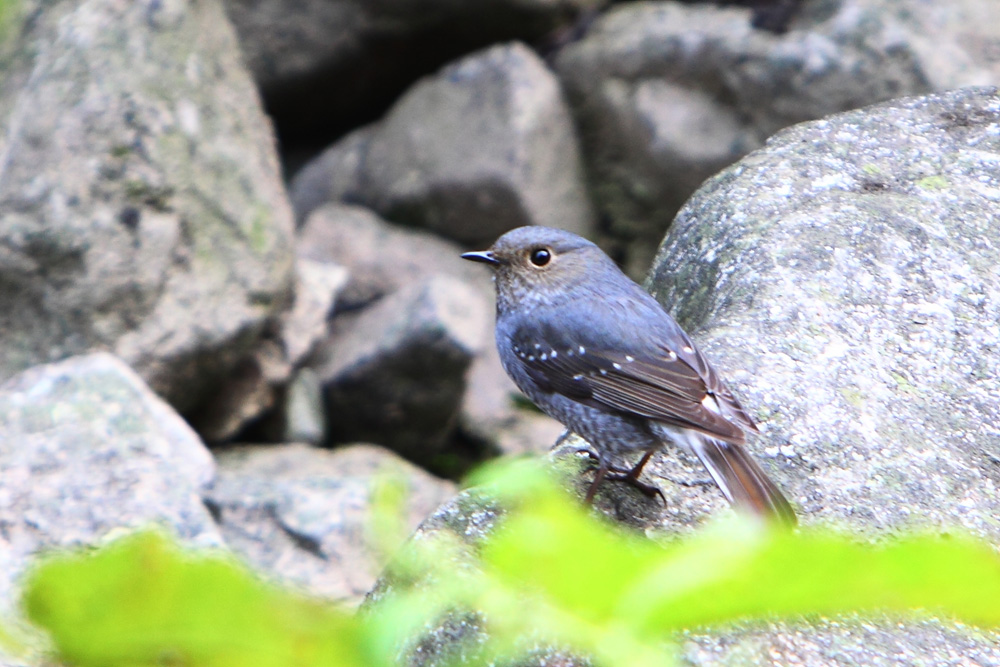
[{"x1": 506, "y1": 293, "x2": 755, "y2": 443}]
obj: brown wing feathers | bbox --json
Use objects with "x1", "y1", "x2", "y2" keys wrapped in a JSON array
[{"x1": 513, "y1": 331, "x2": 748, "y2": 443}]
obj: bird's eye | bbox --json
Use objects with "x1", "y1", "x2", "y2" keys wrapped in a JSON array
[{"x1": 529, "y1": 247, "x2": 552, "y2": 267}]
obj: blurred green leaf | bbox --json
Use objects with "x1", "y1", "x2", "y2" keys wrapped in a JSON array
[
  {"x1": 482, "y1": 480, "x2": 1000, "y2": 638},
  {"x1": 17, "y1": 461, "x2": 1000, "y2": 667},
  {"x1": 22, "y1": 531, "x2": 371, "y2": 667}
]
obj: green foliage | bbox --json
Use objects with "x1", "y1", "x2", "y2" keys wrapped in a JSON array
[
  {"x1": 13, "y1": 460, "x2": 1000, "y2": 666},
  {"x1": 22, "y1": 532, "x2": 369, "y2": 667}
]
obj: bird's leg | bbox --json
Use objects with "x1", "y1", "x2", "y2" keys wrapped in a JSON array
[
  {"x1": 584, "y1": 457, "x2": 610, "y2": 505},
  {"x1": 572, "y1": 446, "x2": 631, "y2": 474},
  {"x1": 624, "y1": 450, "x2": 656, "y2": 481},
  {"x1": 605, "y1": 450, "x2": 666, "y2": 504}
]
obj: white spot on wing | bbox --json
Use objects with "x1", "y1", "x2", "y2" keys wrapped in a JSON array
[
  {"x1": 683, "y1": 345, "x2": 693, "y2": 354},
  {"x1": 625, "y1": 355, "x2": 634, "y2": 362},
  {"x1": 578, "y1": 346, "x2": 586, "y2": 355},
  {"x1": 612, "y1": 362, "x2": 621, "y2": 370}
]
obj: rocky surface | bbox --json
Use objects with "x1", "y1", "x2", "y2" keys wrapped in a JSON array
[
  {"x1": 297, "y1": 203, "x2": 489, "y2": 312},
  {"x1": 222, "y1": 0, "x2": 598, "y2": 149},
  {"x1": 366, "y1": 87, "x2": 1000, "y2": 665},
  {"x1": 0, "y1": 353, "x2": 220, "y2": 616},
  {"x1": 290, "y1": 42, "x2": 596, "y2": 246},
  {"x1": 0, "y1": 0, "x2": 295, "y2": 413},
  {"x1": 647, "y1": 86, "x2": 1000, "y2": 539},
  {"x1": 189, "y1": 259, "x2": 349, "y2": 442},
  {"x1": 3, "y1": 0, "x2": 1000, "y2": 664},
  {"x1": 313, "y1": 276, "x2": 489, "y2": 469},
  {"x1": 205, "y1": 443, "x2": 455, "y2": 606},
  {"x1": 556, "y1": 0, "x2": 1000, "y2": 275}
]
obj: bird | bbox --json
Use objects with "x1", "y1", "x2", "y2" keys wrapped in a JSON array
[{"x1": 461, "y1": 226, "x2": 795, "y2": 524}]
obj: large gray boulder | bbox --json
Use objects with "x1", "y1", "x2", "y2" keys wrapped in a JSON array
[
  {"x1": 0, "y1": 353, "x2": 220, "y2": 618},
  {"x1": 291, "y1": 43, "x2": 596, "y2": 246},
  {"x1": 556, "y1": 0, "x2": 1000, "y2": 276},
  {"x1": 0, "y1": 0, "x2": 295, "y2": 413},
  {"x1": 367, "y1": 87, "x2": 1000, "y2": 664},
  {"x1": 647, "y1": 86, "x2": 1000, "y2": 539}
]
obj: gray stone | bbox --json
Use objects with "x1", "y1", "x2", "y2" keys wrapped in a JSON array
[
  {"x1": 0, "y1": 0, "x2": 295, "y2": 412},
  {"x1": 297, "y1": 204, "x2": 490, "y2": 312},
  {"x1": 556, "y1": 0, "x2": 1000, "y2": 276},
  {"x1": 314, "y1": 276, "x2": 488, "y2": 467},
  {"x1": 283, "y1": 368, "x2": 327, "y2": 445},
  {"x1": 290, "y1": 42, "x2": 596, "y2": 246},
  {"x1": 189, "y1": 259, "x2": 348, "y2": 442},
  {"x1": 0, "y1": 353, "x2": 220, "y2": 617},
  {"x1": 221, "y1": 0, "x2": 598, "y2": 144},
  {"x1": 640, "y1": 85, "x2": 1000, "y2": 663},
  {"x1": 206, "y1": 443, "x2": 456, "y2": 606}
]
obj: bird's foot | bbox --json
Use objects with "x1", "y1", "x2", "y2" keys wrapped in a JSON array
[{"x1": 605, "y1": 472, "x2": 666, "y2": 504}]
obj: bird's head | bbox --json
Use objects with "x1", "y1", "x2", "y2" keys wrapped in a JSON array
[{"x1": 461, "y1": 226, "x2": 614, "y2": 312}]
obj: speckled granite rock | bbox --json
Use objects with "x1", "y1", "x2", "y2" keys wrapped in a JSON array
[
  {"x1": 205, "y1": 443, "x2": 456, "y2": 607},
  {"x1": 0, "y1": 0, "x2": 295, "y2": 413},
  {"x1": 0, "y1": 353, "x2": 220, "y2": 618}
]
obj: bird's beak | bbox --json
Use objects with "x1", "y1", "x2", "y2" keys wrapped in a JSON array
[{"x1": 461, "y1": 250, "x2": 500, "y2": 266}]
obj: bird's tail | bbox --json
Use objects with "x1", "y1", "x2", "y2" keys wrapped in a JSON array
[{"x1": 691, "y1": 437, "x2": 797, "y2": 526}]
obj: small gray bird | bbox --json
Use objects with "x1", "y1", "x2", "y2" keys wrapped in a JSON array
[{"x1": 462, "y1": 226, "x2": 795, "y2": 524}]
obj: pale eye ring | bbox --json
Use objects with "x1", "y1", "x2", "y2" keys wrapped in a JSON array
[{"x1": 529, "y1": 247, "x2": 551, "y2": 267}]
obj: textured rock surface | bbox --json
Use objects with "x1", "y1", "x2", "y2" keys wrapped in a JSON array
[
  {"x1": 0, "y1": 0, "x2": 295, "y2": 412},
  {"x1": 367, "y1": 88, "x2": 1000, "y2": 665},
  {"x1": 556, "y1": 0, "x2": 1000, "y2": 275},
  {"x1": 641, "y1": 85, "x2": 1000, "y2": 663},
  {"x1": 314, "y1": 276, "x2": 488, "y2": 467},
  {"x1": 297, "y1": 204, "x2": 489, "y2": 311},
  {"x1": 190, "y1": 259, "x2": 349, "y2": 442},
  {"x1": 222, "y1": 0, "x2": 597, "y2": 145},
  {"x1": 205, "y1": 443, "x2": 455, "y2": 606},
  {"x1": 0, "y1": 353, "x2": 220, "y2": 616},
  {"x1": 290, "y1": 43, "x2": 596, "y2": 246}
]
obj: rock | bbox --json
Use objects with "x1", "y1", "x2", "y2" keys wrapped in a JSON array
[
  {"x1": 366, "y1": 87, "x2": 1000, "y2": 664},
  {"x1": 640, "y1": 85, "x2": 1000, "y2": 661},
  {"x1": 189, "y1": 259, "x2": 349, "y2": 442},
  {"x1": 0, "y1": 0, "x2": 295, "y2": 413},
  {"x1": 297, "y1": 204, "x2": 490, "y2": 312},
  {"x1": 290, "y1": 43, "x2": 596, "y2": 246},
  {"x1": 221, "y1": 0, "x2": 598, "y2": 148},
  {"x1": 314, "y1": 276, "x2": 489, "y2": 469},
  {"x1": 281, "y1": 368, "x2": 327, "y2": 445},
  {"x1": 556, "y1": 0, "x2": 1000, "y2": 276},
  {"x1": 205, "y1": 443, "x2": 456, "y2": 606},
  {"x1": 362, "y1": 487, "x2": 507, "y2": 665},
  {"x1": 0, "y1": 353, "x2": 220, "y2": 617}
]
